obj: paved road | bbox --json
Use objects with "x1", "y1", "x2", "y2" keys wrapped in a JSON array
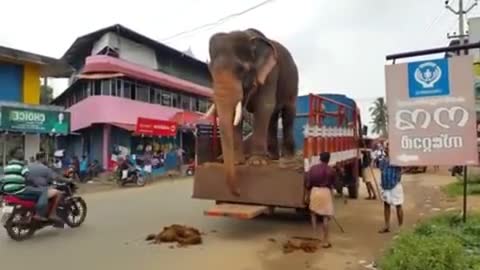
[
  {"x1": 0, "y1": 173, "x2": 449, "y2": 270},
  {"x1": 0, "y1": 177, "x2": 323, "y2": 270}
]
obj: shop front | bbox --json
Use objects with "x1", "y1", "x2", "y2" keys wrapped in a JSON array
[{"x1": 0, "y1": 104, "x2": 70, "y2": 166}]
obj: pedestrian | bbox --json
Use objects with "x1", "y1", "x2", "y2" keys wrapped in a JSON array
[
  {"x1": 378, "y1": 145, "x2": 404, "y2": 234},
  {"x1": 305, "y1": 152, "x2": 336, "y2": 248},
  {"x1": 361, "y1": 150, "x2": 377, "y2": 200},
  {"x1": 79, "y1": 155, "x2": 88, "y2": 182}
]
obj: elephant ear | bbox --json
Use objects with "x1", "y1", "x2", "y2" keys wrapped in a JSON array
[{"x1": 245, "y1": 29, "x2": 278, "y2": 86}]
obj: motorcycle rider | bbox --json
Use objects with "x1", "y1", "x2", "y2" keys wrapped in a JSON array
[
  {"x1": 0, "y1": 147, "x2": 50, "y2": 221},
  {"x1": 118, "y1": 155, "x2": 135, "y2": 180},
  {"x1": 27, "y1": 153, "x2": 64, "y2": 222}
]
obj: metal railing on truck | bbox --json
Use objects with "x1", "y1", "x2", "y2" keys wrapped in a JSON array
[{"x1": 301, "y1": 94, "x2": 361, "y2": 170}]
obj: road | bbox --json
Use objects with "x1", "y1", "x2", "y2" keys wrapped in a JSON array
[{"x1": 0, "y1": 173, "x2": 458, "y2": 270}]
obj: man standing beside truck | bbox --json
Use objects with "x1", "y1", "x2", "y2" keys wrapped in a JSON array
[
  {"x1": 305, "y1": 152, "x2": 336, "y2": 248},
  {"x1": 378, "y1": 145, "x2": 404, "y2": 234}
]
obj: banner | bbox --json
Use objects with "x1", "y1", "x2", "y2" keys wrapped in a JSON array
[
  {"x1": 385, "y1": 55, "x2": 478, "y2": 166},
  {"x1": 1, "y1": 106, "x2": 70, "y2": 135},
  {"x1": 135, "y1": 117, "x2": 177, "y2": 137}
]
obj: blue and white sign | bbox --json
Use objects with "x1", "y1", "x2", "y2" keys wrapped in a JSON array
[{"x1": 407, "y1": 58, "x2": 450, "y2": 98}]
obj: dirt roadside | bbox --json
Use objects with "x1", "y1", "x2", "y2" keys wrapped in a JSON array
[{"x1": 257, "y1": 169, "x2": 460, "y2": 270}]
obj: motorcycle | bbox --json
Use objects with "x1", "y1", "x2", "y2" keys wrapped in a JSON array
[
  {"x1": 0, "y1": 180, "x2": 87, "y2": 241},
  {"x1": 116, "y1": 165, "x2": 146, "y2": 187}
]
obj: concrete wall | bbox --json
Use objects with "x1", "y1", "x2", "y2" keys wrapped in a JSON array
[
  {"x1": 22, "y1": 63, "x2": 40, "y2": 105},
  {"x1": 67, "y1": 95, "x2": 182, "y2": 131},
  {"x1": 92, "y1": 32, "x2": 159, "y2": 70}
]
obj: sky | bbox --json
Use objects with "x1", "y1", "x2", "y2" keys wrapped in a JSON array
[{"x1": 0, "y1": 0, "x2": 477, "y2": 132}]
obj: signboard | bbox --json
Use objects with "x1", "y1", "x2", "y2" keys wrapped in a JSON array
[
  {"x1": 195, "y1": 124, "x2": 221, "y2": 137},
  {"x1": 385, "y1": 55, "x2": 478, "y2": 166},
  {"x1": 1, "y1": 106, "x2": 71, "y2": 135},
  {"x1": 135, "y1": 117, "x2": 177, "y2": 137}
]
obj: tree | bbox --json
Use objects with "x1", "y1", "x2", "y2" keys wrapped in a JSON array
[
  {"x1": 40, "y1": 85, "x2": 54, "y2": 105},
  {"x1": 369, "y1": 97, "x2": 388, "y2": 137}
]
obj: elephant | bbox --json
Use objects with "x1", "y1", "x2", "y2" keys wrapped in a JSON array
[{"x1": 205, "y1": 28, "x2": 299, "y2": 196}]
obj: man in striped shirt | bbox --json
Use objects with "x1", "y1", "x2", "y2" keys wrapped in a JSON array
[{"x1": 1, "y1": 147, "x2": 50, "y2": 221}]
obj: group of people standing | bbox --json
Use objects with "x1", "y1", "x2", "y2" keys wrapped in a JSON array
[{"x1": 304, "y1": 143, "x2": 404, "y2": 248}]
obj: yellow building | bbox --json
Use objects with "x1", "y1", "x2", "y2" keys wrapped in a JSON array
[{"x1": 0, "y1": 45, "x2": 72, "y2": 164}]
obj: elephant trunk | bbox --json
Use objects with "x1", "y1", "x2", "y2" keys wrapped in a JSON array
[{"x1": 211, "y1": 71, "x2": 243, "y2": 196}]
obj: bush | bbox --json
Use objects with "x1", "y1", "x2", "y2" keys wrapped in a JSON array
[{"x1": 379, "y1": 214, "x2": 480, "y2": 270}]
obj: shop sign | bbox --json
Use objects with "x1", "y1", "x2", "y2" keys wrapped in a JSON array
[
  {"x1": 135, "y1": 117, "x2": 177, "y2": 137},
  {"x1": 385, "y1": 55, "x2": 478, "y2": 166},
  {"x1": 1, "y1": 106, "x2": 70, "y2": 135}
]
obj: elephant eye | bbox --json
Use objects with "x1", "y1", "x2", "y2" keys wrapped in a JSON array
[{"x1": 234, "y1": 62, "x2": 247, "y2": 75}]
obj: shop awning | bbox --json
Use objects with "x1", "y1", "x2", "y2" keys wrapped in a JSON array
[{"x1": 171, "y1": 111, "x2": 214, "y2": 128}]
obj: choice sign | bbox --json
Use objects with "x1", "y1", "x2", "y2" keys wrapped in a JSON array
[
  {"x1": 385, "y1": 55, "x2": 478, "y2": 166},
  {"x1": 1, "y1": 106, "x2": 70, "y2": 135}
]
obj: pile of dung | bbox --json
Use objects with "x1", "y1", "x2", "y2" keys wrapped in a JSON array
[
  {"x1": 282, "y1": 238, "x2": 320, "y2": 254},
  {"x1": 146, "y1": 224, "x2": 202, "y2": 247}
]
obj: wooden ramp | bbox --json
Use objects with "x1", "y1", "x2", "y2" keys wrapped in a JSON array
[{"x1": 204, "y1": 203, "x2": 268, "y2": 219}]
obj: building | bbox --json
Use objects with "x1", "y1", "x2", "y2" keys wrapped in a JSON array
[
  {"x1": 0, "y1": 45, "x2": 72, "y2": 166},
  {"x1": 52, "y1": 24, "x2": 213, "y2": 169}
]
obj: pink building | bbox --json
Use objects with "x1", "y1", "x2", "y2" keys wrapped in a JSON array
[{"x1": 52, "y1": 24, "x2": 212, "y2": 169}]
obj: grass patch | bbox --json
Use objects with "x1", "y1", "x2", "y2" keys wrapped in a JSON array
[
  {"x1": 379, "y1": 214, "x2": 480, "y2": 270},
  {"x1": 442, "y1": 175, "x2": 480, "y2": 197}
]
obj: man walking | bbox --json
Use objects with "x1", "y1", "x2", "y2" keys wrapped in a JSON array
[
  {"x1": 378, "y1": 146, "x2": 404, "y2": 233},
  {"x1": 305, "y1": 152, "x2": 336, "y2": 248}
]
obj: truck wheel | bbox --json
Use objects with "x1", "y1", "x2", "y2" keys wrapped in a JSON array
[{"x1": 348, "y1": 182, "x2": 359, "y2": 199}]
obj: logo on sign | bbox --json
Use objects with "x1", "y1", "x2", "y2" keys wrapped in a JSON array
[{"x1": 408, "y1": 59, "x2": 450, "y2": 98}]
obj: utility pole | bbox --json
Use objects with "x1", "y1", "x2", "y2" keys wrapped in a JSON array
[{"x1": 446, "y1": 0, "x2": 478, "y2": 43}]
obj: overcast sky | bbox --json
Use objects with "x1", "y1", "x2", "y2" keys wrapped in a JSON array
[{"x1": 0, "y1": 0, "x2": 477, "y2": 130}]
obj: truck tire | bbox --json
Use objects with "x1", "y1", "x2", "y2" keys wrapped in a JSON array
[{"x1": 348, "y1": 182, "x2": 359, "y2": 199}]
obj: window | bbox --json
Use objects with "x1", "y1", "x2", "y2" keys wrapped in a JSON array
[
  {"x1": 171, "y1": 93, "x2": 179, "y2": 108},
  {"x1": 116, "y1": 79, "x2": 122, "y2": 96},
  {"x1": 191, "y1": 97, "x2": 199, "y2": 112},
  {"x1": 181, "y1": 95, "x2": 191, "y2": 110},
  {"x1": 101, "y1": 79, "x2": 111, "y2": 95},
  {"x1": 93, "y1": 80, "x2": 101, "y2": 95},
  {"x1": 85, "y1": 81, "x2": 92, "y2": 96},
  {"x1": 199, "y1": 99, "x2": 209, "y2": 113},
  {"x1": 123, "y1": 81, "x2": 132, "y2": 99},
  {"x1": 136, "y1": 83, "x2": 149, "y2": 102},
  {"x1": 161, "y1": 91, "x2": 172, "y2": 107}
]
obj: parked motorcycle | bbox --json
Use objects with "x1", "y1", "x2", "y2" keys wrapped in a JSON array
[
  {"x1": 116, "y1": 165, "x2": 146, "y2": 187},
  {"x1": 0, "y1": 180, "x2": 87, "y2": 241}
]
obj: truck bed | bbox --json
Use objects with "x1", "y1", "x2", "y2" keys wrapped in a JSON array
[{"x1": 192, "y1": 162, "x2": 306, "y2": 208}]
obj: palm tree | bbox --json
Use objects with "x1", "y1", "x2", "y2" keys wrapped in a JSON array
[{"x1": 369, "y1": 97, "x2": 388, "y2": 137}]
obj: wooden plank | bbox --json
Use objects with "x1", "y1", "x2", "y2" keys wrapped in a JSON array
[
  {"x1": 204, "y1": 203, "x2": 268, "y2": 219},
  {"x1": 193, "y1": 163, "x2": 306, "y2": 208}
]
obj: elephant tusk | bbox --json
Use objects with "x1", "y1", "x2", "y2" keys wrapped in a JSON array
[
  {"x1": 204, "y1": 104, "x2": 216, "y2": 118},
  {"x1": 233, "y1": 101, "x2": 243, "y2": 126}
]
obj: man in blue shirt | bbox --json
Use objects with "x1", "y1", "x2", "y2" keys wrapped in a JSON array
[{"x1": 378, "y1": 145, "x2": 404, "y2": 233}]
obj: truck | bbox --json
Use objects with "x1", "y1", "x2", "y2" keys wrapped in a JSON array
[{"x1": 192, "y1": 93, "x2": 365, "y2": 219}]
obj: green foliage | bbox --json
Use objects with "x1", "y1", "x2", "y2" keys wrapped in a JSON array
[
  {"x1": 379, "y1": 214, "x2": 480, "y2": 270},
  {"x1": 443, "y1": 175, "x2": 480, "y2": 197},
  {"x1": 369, "y1": 97, "x2": 388, "y2": 137},
  {"x1": 40, "y1": 85, "x2": 54, "y2": 105}
]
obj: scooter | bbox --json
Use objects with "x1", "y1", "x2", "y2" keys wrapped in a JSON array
[{"x1": 116, "y1": 165, "x2": 146, "y2": 187}]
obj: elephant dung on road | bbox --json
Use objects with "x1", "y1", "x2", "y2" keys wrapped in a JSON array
[{"x1": 205, "y1": 28, "x2": 299, "y2": 196}]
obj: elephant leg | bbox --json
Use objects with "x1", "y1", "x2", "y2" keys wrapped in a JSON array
[
  {"x1": 281, "y1": 104, "x2": 296, "y2": 158},
  {"x1": 234, "y1": 120, "x2": 245, "y2": 164},
  {"x1": 267, "y1": 110, "x2": 280, "y2": 160},
  {"x1": 247, "y1": 81, "x2": 277, "y2": 166}
]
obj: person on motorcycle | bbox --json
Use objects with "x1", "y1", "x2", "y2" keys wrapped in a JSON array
[
  {"x1": 27, "y1": 153, "x2": 63, "y2": 222},
  {"x1": 0, "y1": 147, "x2": 50, "y2": 221},
  {"x1": 118, "y1": 155, "x2": 135, "y2": 180}
]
